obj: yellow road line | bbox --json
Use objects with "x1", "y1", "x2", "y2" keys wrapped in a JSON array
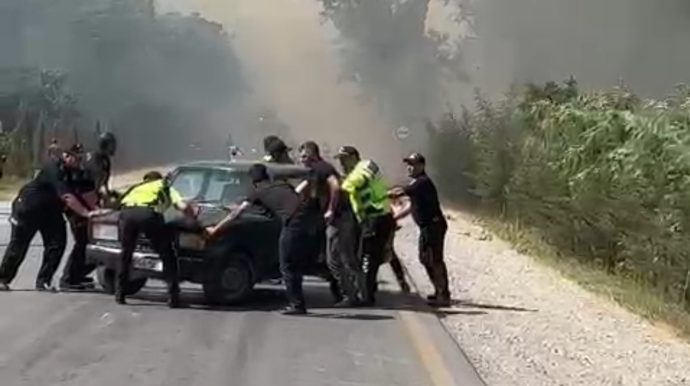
[{"x1": 398, "y1": 310, "x2": 457, "y2": 386}]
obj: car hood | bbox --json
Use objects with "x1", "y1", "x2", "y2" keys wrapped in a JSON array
[{"x1": 90, "y1": 203, "x2": 255, "y2": 232}]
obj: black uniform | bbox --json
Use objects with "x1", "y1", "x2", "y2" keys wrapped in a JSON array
[
  {"x1": 84, "y1": 150, "x2": 112, "y2": 197},
  {"x1": 246, "y1": 179, "x2": 314, "y2": 313},
  {"x1": 59, "y1": 165, "x2": 98, "y2": 290},
  {"x1": 0, "y1": 161, "x2": 76, "y2": 290},
  {"x1": 402, "y1": 173, "x2": 450, "y2": 301}
]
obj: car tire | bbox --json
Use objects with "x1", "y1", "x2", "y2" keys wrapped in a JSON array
[
  {"x1": 96, "y1": 266, "x2": 148, "y2": 296},
  {"x1": 202, "y1": 254, "x2": 255, "y2": 305}
]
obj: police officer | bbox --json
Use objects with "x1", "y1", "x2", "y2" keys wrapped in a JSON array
[
  {"x1": 59, "y1": 143, "x2": 101, "y2": 291},
  {"x1": 84, "y1": 132, "x2": 117, "y2": 203},
  {"x1": 297, "y1": 141, "x2": 365, "y2": 307},
  {"x1": 0, "y1": 145, "x2": 99, "y2": 291},
  {"x1": 207, "y1": 164, "x2": 314, "y2": 315},
  {"x1": 116, "y1": 171, "x2": 190, "y2": 307},
  {"x1": 262, "y1": 135, "x2": 295, "y2": 164},
  {"x1": 336, "y1": 146, "x2": 395, "y2": 306},
  {"x1": 389, "y1": 152, "x2": 451, "y2": 307}
]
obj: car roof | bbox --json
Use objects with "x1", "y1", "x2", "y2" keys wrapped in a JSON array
[{"x1": 174, "y1": 159, "x2": 310, "y2": 176}]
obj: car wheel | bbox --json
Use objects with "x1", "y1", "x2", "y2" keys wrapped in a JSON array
[
  {"x1": 96, "y1": 266, "x2": 148, "y2": 296},
  {"x1": 203, "y1": 255, "x2": 255, "y2": 305}
]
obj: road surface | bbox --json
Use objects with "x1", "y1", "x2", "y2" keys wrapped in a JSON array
[{"x1": 0, "y1": 202, "x2": 483, "y2": 386}]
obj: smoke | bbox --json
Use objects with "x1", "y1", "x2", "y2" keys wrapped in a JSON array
[{"x1": 0, "y1": 0, "x2": 248, "y2": 169}]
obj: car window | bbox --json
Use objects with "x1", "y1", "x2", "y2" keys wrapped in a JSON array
[
  {"x1": 202, "y1": 170, "x2": 248, "y2": 204},
  {"x1": 170, "y1": 169, "x2": 206, "y2": 200}
]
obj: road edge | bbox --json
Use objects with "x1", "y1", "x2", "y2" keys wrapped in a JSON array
[{"x1": 394, "y1": 261, "x2": 488, "y2": 386}]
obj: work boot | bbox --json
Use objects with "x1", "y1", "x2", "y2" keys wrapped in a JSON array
[
  {"x1": 427, "y1": 295, "x2": 451, "y2": 308},
  {"x1": 115, "y1": 291, "x2": 126, "y2": 305},
  {"x1": 334, "y1": 297, "x2": 361, "y2": 308},
  {"x1": 167, "y1": 292, "x2": 182, "y2": 309},
  {"x1": 35, "y1": 281, "x2": 56, "y2": 292},
  {"x1": 59, "y1": 281, "x2": 87, "y2": 292},
  {"x1": 426, "y1": 293, "x2": 437, "y2": 301},
  {"x1": 0, "y1": 282, "x2": 10, "y2": 291},
  {"x1": 281, "y1": 303, "x2": 307, "y2": 315},
  {"x1": 167, "y1": 283, "x2": 183, "y2": 309}
]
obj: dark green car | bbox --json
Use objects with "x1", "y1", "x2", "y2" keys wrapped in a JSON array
[{"x1": 86, "y1": 160, "x2": 332, "y2": 305}]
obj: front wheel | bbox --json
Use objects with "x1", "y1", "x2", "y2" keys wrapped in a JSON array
[
  {"x1": 96, "y1": 266, "x2": 148, "y2": 296},
  {"x1": 202, "y1": 254, "x2": 255, "y2": 305}
]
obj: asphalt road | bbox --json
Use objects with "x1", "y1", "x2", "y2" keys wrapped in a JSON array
[{"x1": 0, "y1": 202, "x2": 487, "y2": 386}]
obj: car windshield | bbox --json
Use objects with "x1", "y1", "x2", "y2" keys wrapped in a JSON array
[{"x1": 170, "y1": 168, "x2": 249, "y2": 205}]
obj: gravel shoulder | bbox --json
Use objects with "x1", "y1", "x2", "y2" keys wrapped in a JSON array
[{"x1": 394, "y1": 211, "x2": 690, "y2": 386}]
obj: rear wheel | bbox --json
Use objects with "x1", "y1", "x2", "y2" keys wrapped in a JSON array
[
  {"x1": 96, "y1": 266, "x2": 148, "y2": 296},
  {"x1": 202, "y1": 254, "x2": 255, "y2": 305}
]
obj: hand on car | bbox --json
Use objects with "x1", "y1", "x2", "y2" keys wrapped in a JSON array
[
  {"x1": 324, "y1": 210, "x2": 334, "y2": 224},
  {"x1": 204, "y1": 226, "x2": 217, "y2": 238},
  {"x1": 87, "y1": 209, "x2": 113, "y2": 218}
]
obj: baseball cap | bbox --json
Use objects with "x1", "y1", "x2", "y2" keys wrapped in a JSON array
[
  {"x1": 65, "y1": 143, "x2": 85, "y2": 156},
  {"x1": 403, "y1": 152, "x2": 426, "y2": 165},
  {"x1": 334, "y1": 145, "x2": 360, "y2": 159}
]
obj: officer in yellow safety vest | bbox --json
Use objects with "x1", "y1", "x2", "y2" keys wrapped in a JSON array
[
  {"x1": 335, "y1": 146, "x2": 395, "y2": 306},
  {"x1": 116, "y1": 171, "x2": 192, "y2": 307}
]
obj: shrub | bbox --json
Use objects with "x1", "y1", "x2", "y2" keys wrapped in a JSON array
[{"x1": 430, "y1": 80, "x2": 690, "y2": 309}]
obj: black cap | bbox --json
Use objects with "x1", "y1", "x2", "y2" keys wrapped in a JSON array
[
  {"x1": 403, "y1": 152, "x2": 425, "y2": 165},
  {"x1": 65, "y1": 143, "x2": 85, "y2": 156},
  {"x1": 334, "y1": 145, "x2": 360, "y2": 159},
  {"x1": 249, "y1": 163, "x2": 270, "y2": 183}
]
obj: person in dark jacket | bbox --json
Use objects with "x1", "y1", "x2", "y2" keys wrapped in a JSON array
[
  {"x1": 59, "y1": 143, "x2": 101, "y2": 291},
  {"x1": 84, "y1": 132, "x2": 117, "y2": 203},
  {"x1": 0, "y1": 145, "x2": 102, "y2": 291}
]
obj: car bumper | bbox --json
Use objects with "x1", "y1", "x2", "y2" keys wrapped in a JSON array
[
  {"x1": 86, "y1": 244, "x2": 204, "y2": 282},
  {"x1": 86, "y1": 244, "x2": 164, "y2": 280}
]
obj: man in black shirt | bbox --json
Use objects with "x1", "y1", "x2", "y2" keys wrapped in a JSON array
[
  {"x1": 297, "y1": 141, "x2": 365, "y2": 307},
  {"x1": 84, "y1": 132, "x2": 117, "y2": 204},
  {"x1": 389, "y1": 152, "x2": 451, "y2": 307},
  {"x1": 59, "y1": 144, "x2": 101, "y2": 291},
  {"x1": 0, "y1": 145, "x2": 100, "y2": 291},
  {"x1": 206, "y1": 163, "x2": 314, "y2": 315}
]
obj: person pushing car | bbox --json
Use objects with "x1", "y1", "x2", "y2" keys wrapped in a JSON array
[
  {"x1": 389, "y1": 152, "x2": 451, "y2": 307},
  {"x1": 0, "y1": 145, "x2": 103, "y2": 291},
  {"x1": 206, "y1": 163, "x2": 316, "y2": 315},
  {"x1": 115, "y1": 171, "x2": 192, "y2": 307}
]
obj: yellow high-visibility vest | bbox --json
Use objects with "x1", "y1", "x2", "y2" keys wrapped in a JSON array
[
  {"x1": 341, "y1": 160, "x2": 391, "y2": 222},
  {"x1": 120, "y1": 179, "x2": 183, "y2": 213}
]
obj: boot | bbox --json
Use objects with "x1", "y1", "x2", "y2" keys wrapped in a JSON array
[
  {"x1": 167, "y1": 283, "x2": 183, "y2": 309},
  {"x1": 281, "y1": 303, "x2": 307, "y2": 315},
  {"x1": 115, "y1": 290, "x2": 126, "y2": 305}
]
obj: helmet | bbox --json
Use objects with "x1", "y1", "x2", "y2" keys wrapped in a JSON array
[{"x1": 98, "y1": 132, "x2": 117, "y2": 156}]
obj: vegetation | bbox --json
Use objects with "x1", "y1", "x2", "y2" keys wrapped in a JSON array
[
  {"x1": 429, "y1": 80, "x2": 690, "y2": 335},
  {"x1": 0, "y1": 0, "x2": 246, "y2": 178}
]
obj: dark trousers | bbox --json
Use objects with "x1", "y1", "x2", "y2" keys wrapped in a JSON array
[
  {"x1": 326, "y1": 212, "x2": 366, "y2": 301},
  {"x1": 0, "y1": 205, "x2": 66, "y2": 286},
  {"x1": 419, "y1": 220, "x2": 450, "y2": 299},
  {"x1": 359, "y1": 213, "x2": 395, "y2": 303},
  {"x1": 60, "y1": 214, "x2": 95, "y2": 285},
  {"x1": 278, "y1": 223, "x2": 311, "y2": 308},
  {"x1": 118, "y1": 207, "x2": 179, "y2": 297},
  {"x1": 388, "y1": 249, "x2": 407, "y2": 287}
]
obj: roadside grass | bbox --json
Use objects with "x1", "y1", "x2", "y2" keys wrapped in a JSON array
[
  {"x1": 475, "y1": 213, "x2": 690, "y2": 340},
  {"x1": 0, "y1": 176, "x2": 25, "y2": 200}
]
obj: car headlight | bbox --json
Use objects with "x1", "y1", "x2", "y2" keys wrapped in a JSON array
[
  {"x1": 178, "y1": 233, "x2": 206, "y2": 250},
  {"x1": 91, "y1": 223, "x2": 118, "y2": 241}
]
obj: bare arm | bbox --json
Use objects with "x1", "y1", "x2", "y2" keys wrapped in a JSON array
[
  {"x1": 207, "y1": 201, "x2": 251, "y2": 236},
  {"x1": 295, "y1": 180, "x2": 309, "y2": 195},
  {"x1": 393, "y1": 200, "x2": 413, "y2": 221},
  {"x1": 325, "y1": 175, "x2": 340, "y2": 214}
]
